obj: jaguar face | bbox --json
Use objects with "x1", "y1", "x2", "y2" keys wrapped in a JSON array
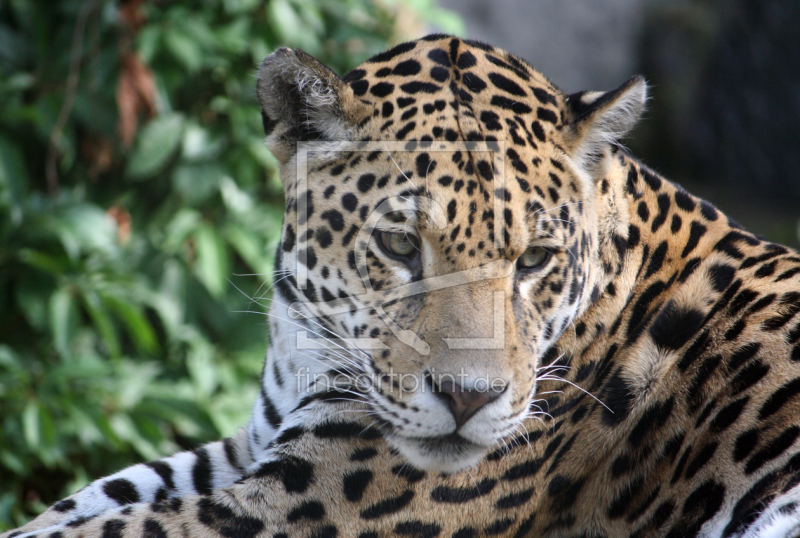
[{"x1": 257, "y1": 37, "x2": 645, "y2": 472}]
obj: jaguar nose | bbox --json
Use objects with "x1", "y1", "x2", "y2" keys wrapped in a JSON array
[{"x1": 429, "y1": 377, "x2": 506, "y2": 429}]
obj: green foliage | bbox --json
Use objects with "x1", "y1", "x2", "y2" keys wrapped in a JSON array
[{"x1": 0, "y1": 0, "x2": 461, "y2": 529}]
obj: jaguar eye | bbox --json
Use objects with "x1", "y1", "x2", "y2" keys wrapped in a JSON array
[
  {"x1": 380, "y1": 231, "x2": 419, "y2": 258},
  {"x1": 517, "y1": 246, "x2": 551, "y2": 270}
]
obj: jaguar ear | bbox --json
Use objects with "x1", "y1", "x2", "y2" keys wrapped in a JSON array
[
  {"x1": 565, "y1": 76, "x2": 647, "y2": 179},
  {"x1": 256, "y1": 48, "x2": 369, "y2": 163}
]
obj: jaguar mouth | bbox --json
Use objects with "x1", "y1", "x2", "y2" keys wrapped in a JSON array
[
  {"x1": 415, "y1": 433, "x2": 479, "y2": 451},
  {"x1": 392, "y1": 432, "x2": 490, "y2": 473}
]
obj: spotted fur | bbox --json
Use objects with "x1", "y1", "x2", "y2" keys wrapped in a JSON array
[{"x1": 5, "y1": 35, "x2": 800, "y2": 538}]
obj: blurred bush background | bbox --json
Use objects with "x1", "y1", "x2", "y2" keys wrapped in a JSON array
[
  {"x1": 0, "y1": 0, "x2": 460, "y2": 528},
  {"x1": 2, "y1": 0, "x2": 799, "y2": 530}
]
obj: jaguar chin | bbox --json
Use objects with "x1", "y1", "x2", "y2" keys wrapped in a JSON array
[{"x1": 391, "y1": 433, "x2": 491, "y2": 474}]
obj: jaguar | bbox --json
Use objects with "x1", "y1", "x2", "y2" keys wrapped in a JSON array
[{"x1": 5, "y1": 34, "x2": 800, "y2": 538}]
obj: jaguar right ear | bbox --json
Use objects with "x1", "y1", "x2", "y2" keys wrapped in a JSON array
[
  {"x1": 256, "y1": 48, "x2": 370, "y2": 164},
  {"x1": 564, "y1": 76, "x2": 648, "y2": 180}
]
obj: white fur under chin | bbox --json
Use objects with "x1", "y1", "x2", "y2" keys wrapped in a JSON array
[
  {"x1": 390, "y1": 435, "x2": 489, "y2": 474},
  {"x1": 571, "y1": 78, "x2": 648, "y2": 180}
]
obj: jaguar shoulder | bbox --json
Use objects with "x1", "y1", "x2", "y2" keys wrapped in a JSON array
[{"x1": 6, "y1": 34, "x2": 800, "y2": 538}]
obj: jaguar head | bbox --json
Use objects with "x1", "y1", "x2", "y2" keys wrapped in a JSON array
[{"x1": 256, "y1": 37, "x2": 645, "y2": 472}]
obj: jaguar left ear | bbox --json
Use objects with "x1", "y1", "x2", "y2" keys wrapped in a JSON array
[
  {"x1": 565, "y1": 76, "x2": 647, "y2": 179},
  {"x1": 256, "y1": 48, "x2": 370, "y2": 164}
]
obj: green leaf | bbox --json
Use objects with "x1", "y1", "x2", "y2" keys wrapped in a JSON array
[
  {"x1": 215, "y1": 17, "x2": 251, "y2": 54},
  {"x1": 171, "y1": 162, "x2": 225, "y2": 206},
  {"x1": 103, "y1": 296, "x2": 159, "y2": 356},
  {"x1": 179, "y1": 16, "x2": 217, "y2": 47},
  {"x1": 163, "y1": 29, "x2": 203, "y2": 73},
  {"x1": 15, "y1": 272, "x2": 52, "y2": 331},
  {"x1": 0, "y1": 134, "x2": 27, "y2": 225},
  {"x1": 136, "y1": 25, "x2": 161, "y2": 64},
  {"x1": 0, "y1": 344, "x2": 20, "y2": 369},
  {"x1": 222, "y1": 0, "x2": 261, "y2": 14},
  {"x1": 126, "y1": 114, "x2": 185, "y2": 180},
  {"x1": 224, "y1": 224, "x2": 270, "y2": 275},
  {"x1": 63, "y1": 403, "x2": 104, "y2": 446},
  {"x1": 49, "y1": 287, "x2": 79, "y2": 360},
  {"x1": 0, "y1": 449, "x2": 26, "y2": 475},
  {"x1": 181, "y1": 122, "x2": 225, "y2": 161},
  {"x1": 186, "y1": 339, "x2": 217, "y2": 398},
  {"x1": 246, "y1": 136, "x2": 278, "y2": 169},
  {"x1": 16, "y1": 249, "x2": 70, "y2": 275},
  {"x1": 267, "y1": 0, "x2": 321, "y2": 53},
  {"x1": 79, "y1": 289, "x2": 121, "y2": 359},
  {"x1": 23, "y1": 402, "x2": 60, "y2": 467},
  {"x1": 37, "y1": 404, "x2": 56, "y2": 448},
  {"x1": 115, "y1": 361, "x2": 160, "y2": 408},
  {"x1": 192, "y1": 224, "x2": 230, "y2": 297},
  {"x1": 219, "y1": 176, "x2": 253, "y2": 215},
  {"x1": 52, "y1": 203, "x2": 118, "y2": 260},
  {"x1": 22, "y1": 401, "x2": 39, "y2": 448},
  {"x1": 161, "y1": 208, "x2": 201, "y2": 253},
  {"x1": 151, "y1": 258, "x2": 187, "y2": 335},
  {"x1": 109, "y1": 414, "x2": 161, "y2": 461}
]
